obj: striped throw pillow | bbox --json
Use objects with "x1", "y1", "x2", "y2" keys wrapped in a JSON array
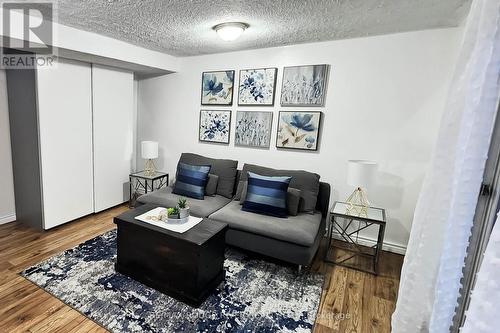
[
  {"x1": 242, "y1": 172, "x2": 291, "y2": 218},
  {"x1": 173, "y1": 162, "x2": 211, "y2": 200}
]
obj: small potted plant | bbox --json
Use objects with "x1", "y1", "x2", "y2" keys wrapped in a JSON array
[
  {"x1": 167, "y1": 207, "x2": 179, "y2": 220},
  {"x1": 178, "y1": 197, "x2": 190, "y2": 219}
]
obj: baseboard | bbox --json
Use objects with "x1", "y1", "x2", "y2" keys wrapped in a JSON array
[
  {"x1": 331, "y1": 232, "x2": 406, "y2": 255},
  {"x1": 0, "y1": 213, "x2": 16, "y2": 225}
]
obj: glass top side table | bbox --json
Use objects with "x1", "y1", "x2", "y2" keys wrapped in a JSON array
[
  {"x1": 130, "y1": 170, "x2": 169, "y2": 180},
  {"x1": 325, "y1": 201, "x2": 386, "y2": 275},
  {"x1": 129, "y1": 171, "x2": 169, "y2": 207}
]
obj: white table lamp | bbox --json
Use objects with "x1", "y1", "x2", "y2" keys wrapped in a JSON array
[
  {"x1": 346, "y1": 160, "x2": 377, "y2": 215},
  {"x1": 141, "y1": 141, "x2": 158, "y2": 176}
]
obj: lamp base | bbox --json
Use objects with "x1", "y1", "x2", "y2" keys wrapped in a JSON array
[
  {"x1": 144, "y1": 159, "x2": 157, "y2": 177},
  {"x1": 346, "y1": 187, "x2": 370, "y2": 217}
]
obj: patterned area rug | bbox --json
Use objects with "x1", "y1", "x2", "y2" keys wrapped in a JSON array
[{"x1": 22, "y1": 230, "x2": 324, "y2": 333}]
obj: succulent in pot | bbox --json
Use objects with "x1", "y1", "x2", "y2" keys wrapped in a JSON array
[
  {"x1": 177, "y1": 197, "x2": 190, "y2": 219},
  {"x1": 167, "y1": 207, "x2": 180, "y2": 219}
]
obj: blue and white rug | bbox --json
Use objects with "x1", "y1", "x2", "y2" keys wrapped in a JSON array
[{"x1": 22, "y1": 230, "x2": 324, "y2": 333}]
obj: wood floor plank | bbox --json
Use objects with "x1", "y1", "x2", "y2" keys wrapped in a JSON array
[
  {"x1": 28, "y1": 306, "x2": 85, "y2": 333},
  {"x1": 65, "y1": 320, "x2": 105, "y2": 333},
  {"x1": 11, "y1": 303, "x2": 65, "y2": 333},
  {"x1": 0, "y1": 280, "x2": 40, "y2": 314},
  {"x1": 339, "y1": 269, "x2": 365, "y2": 333},
  {"x1": 373, "y1": 296, "x2": 393, "y2": 333},
  {"x1": 313, "y1": 323, "x2": 335, "y2": 333},
  {"x1": 375, "y1": 276, "x2": 398, "y2": 302},
  {"x1": 0, "y1": 290, "x2": 58, "y2": 331},
  {"x1": 361, "y1": 272, "x2": 393, "y2": 333},
  {"x1": 0, "y1": 204, "x2": 404, "y2": 332},
  {"x1": 362, "y1": 272, "x2": 377, "y2": 333},
  {"x1": 315, "y1": 266, "x2": 348, "y2": 332}
]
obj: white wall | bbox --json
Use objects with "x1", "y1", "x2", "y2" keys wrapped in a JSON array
[
  {"x1": 0, "y1": 70, "x2": 16, "y2": 224},
  {"x1": 137, "y1": 28, "x2": 463, "y2": 253}
]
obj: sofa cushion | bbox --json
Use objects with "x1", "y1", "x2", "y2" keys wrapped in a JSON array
[
  {"x1": 209, "y1": 201, "x2": 322, "y2": 247},
  {"x1": 242, "y1": 172, "x2": 291, "y2": 218},
  {"x1": 137, "y1": 186, "x2": 231, "y2": 218},
  {"x1": 238, "y1": 181, "x2": 247, "y2": 202},
  {"x1": 234, "y1": 180, "x2": 245, "y2": 200},
  {"x1": 240, "y1": 163, "x2": 320, "y2": 213},
  {"x1": 205, "y1": 174, "x2": 219, "y2": 196},
  {"x1": 240, "y1": 181, "x2": 301, "y2": 216},
  {"x1": 286, "y1": 188, "x2": 301, "y2": 216},
  {"x1": 179, "y1": 153, "x2": 238, "y2": 199},
  {"x1": 173, "y1": 162, "x2": 210, "y2": 200}
]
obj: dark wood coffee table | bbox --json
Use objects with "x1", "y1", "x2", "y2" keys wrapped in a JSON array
[{"x1": 114, "y1": 204, "x2": 228, "y2": 307}]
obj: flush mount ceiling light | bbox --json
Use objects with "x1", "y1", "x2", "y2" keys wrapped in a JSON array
[{"x1": 213, "y1": 22, "x2": 249, "y2": 41}]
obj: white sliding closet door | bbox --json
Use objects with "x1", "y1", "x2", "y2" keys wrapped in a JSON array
[
  {"x1": 92, "y1": 65, "x2": 134, "y2": 212},
  {"x1": 37, "y1": 58, "x2": 94, "y2": 229}
]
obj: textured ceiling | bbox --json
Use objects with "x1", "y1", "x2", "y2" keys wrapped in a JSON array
[{"x1": 43, "y1": 0, "x2": 471, "y2": 57}]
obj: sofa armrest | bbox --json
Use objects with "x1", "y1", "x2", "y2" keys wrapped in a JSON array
[{"x1": 316, "y1": 182, "x2": 331, "y2": 219}]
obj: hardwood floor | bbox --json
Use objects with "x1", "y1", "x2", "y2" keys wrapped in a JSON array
[
  {"x1": 0, "y1": 205, "x2": 403, "y2": 332},
  {"x1": 312, "y1": 241, "x2": 403, "y2": 333}
]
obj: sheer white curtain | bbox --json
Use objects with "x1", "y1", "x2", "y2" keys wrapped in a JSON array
[
  {"x1": 391, "y1": 0, "x2": 500, "y2": 331},
  {"x1": 461, "y1": 214, "x2": 500, "y2": 333}
]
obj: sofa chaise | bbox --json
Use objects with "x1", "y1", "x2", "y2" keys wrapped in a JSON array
[{"x1": 137, "y1": 153, "x2": 331, "y2": 267}]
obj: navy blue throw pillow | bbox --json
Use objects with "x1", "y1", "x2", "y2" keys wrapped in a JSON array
[
  {"x1": 173, "y1": 162, "x2": 211, "y2": 200},
  {"x1": 242, "y1": 172, "x2": 291, "y2": 218}
]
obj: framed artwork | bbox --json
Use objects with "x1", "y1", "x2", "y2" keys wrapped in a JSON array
[
  {"x1": 280, "y1": 64, "x2": 329, "y2": 107},
  {"x1": 276, "y1": 111, "x2": 322, "y2": 151},
  {"x1": 199, "y1": 110, "x2": 231, "y2": 144},
  {"x1": 238, "y1": 68, "x2": 277, "y2": 106},
  {"x1": 201, "y1": 70, "x2": 235, "y2": 105},
  {"x1": 235, "y1": 111, "x2": 273, "y2": 148}
]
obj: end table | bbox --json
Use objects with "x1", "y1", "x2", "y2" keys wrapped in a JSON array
[
  {"x1": 325, "y1": 201, "x2": 386, "y2": 275},
  {"x1": 129, "y1": 171, "x2": 169, "y2": 207}
]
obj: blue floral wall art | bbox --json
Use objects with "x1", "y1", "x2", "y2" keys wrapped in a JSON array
[
  {"x1": 199, "y1": 110, "x2": 231, "y2": 144},
  {"x1": 238, "y1": 68, "x2": 277, "y2": 106},
  {"x1": 276, "y1": 111, "x2": 322, "y2": 151},
  {"x1": 235, "y1": 111, "x2": 273, "y2": 148},
  {"x1": 280, "y1": 64, "x2": 329, "y2": 106},
  {"x1": 201, "y1": 70, "x2": 235, "y2": 105}
]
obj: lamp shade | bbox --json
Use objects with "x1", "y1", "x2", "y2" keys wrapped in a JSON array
[
  {"x1": 141, "y1": 141, "x2": 158, "y2": 159},
  {"x1": 347, "y1": 160, "x2": 377, "y2": 189}
]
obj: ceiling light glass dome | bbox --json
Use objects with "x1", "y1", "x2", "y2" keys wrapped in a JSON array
[{"x1": 213, "y1": 22, "x2": 249, "y2": 41}]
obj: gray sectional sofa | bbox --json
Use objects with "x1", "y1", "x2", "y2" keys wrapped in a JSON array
[{"x1": 137, "y1": 153, "x2": 331, "y2": 267}]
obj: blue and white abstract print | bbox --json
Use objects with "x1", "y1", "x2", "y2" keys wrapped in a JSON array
[
  {"x1": 22, "y1": 230, "x2": 325, "y2": 333},
  {"x1": 235, "y1": 111, "x2": 273, "y2": 148},
  {"x1": 199, "y1": 110, "x2": 231, "y2": 144},
  {"x1": 238, "y1": 68, "x2": 277, "y2": 105},
  {"x1": 281, "y1": 65, "x2": 329, "y2": 106},
  {"x1": 201, "y1": 70, "x2": 235, "y2": 105},
  {"x1": 276, "y1": 111, "x2": 322, "y2": 151}
]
